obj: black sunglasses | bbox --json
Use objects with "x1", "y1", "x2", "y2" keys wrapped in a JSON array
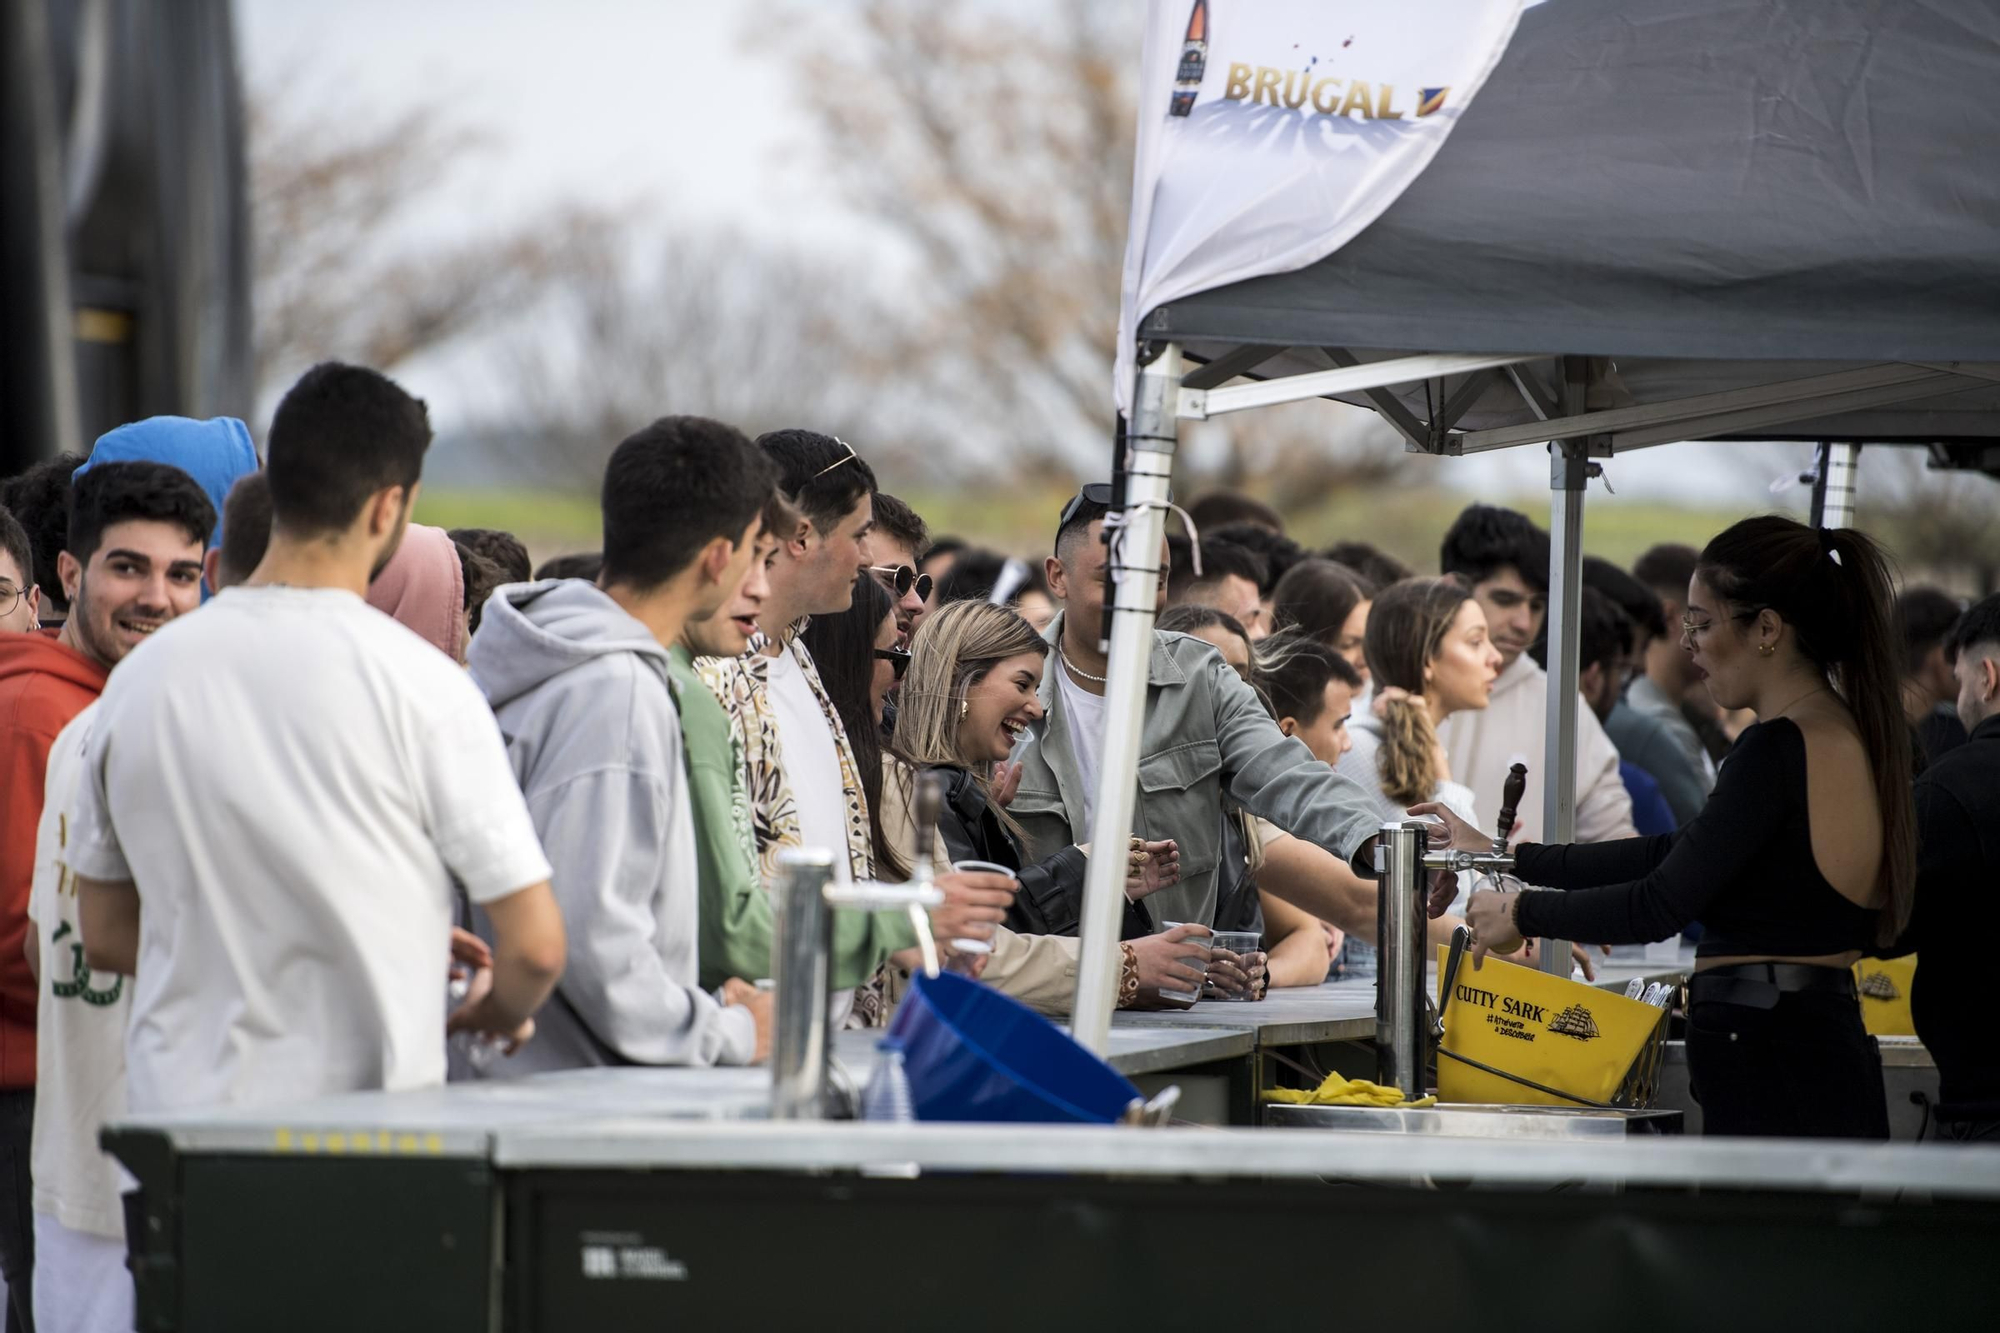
[
  {"x1": 1057, "y1": 482, "x2": 1174, "y2": 533},
  {"x1": 870, "y1": 565, "x2": 933, "y2": 601},
  {"x1": 874, "y1": 647, "x2": 912, "y2": 680}
]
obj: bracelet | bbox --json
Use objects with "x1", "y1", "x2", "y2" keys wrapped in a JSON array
[{"x1": 1116, "y1": 942, "x2": 1141, "y2": 1009}]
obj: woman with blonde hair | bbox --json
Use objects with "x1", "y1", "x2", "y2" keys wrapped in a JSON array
[{"x1": 880, "y1": 601, "x2": 1210, "y2": 1012}]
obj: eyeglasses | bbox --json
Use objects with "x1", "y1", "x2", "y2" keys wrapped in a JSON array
[
  {"x1": 874, "y1": 647, "x2": 912, "y2": 680},
  {"x1": 0, "y1": 582, "x2": 27, "y2": 616},
  {"x1": 1680, "y1": 608, "x2": 1758, "y2": 647},
  {"x1": 870, "y1": 565, "x2": 933, "y2": 602},
  {"x1": 810, "y1": 437, "x2": 860, "y2": 481},
  {"x1": 1057, "y1": 481, "x2": 1174, "y2": 534}
]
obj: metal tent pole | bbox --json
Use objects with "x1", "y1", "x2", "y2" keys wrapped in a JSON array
[
  {"x1": 1537, "y1": 358, "x2": 1590, "y2": 975},
  {"x1": 1816, "y1": 442, "x2": 1861, "y2": 528},
  {"x1": 1071, "y1": 343, "x2": 1180, "y2": 1054}
]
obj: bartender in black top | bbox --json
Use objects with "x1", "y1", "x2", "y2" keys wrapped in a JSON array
[
  {"x1": 1893, "y1": 593, "x2": 2000, "y2": 1140},
  {"x1": 1422, "y1": 517, "x2": 1914, "y2": 1140}
]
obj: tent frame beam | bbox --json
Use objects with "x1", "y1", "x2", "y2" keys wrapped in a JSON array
[
  {"x1": 1175, "y1": 349, "x2": 1996, "y2": 456},
  {"x1": 1455, "y1": 363, "x2": 1970, "y2": 454},
  {"x1": 1321, "y1": 347, "x2": 1432, "y2": 450},
  {"x1": 1176, "y1": 352, "x2": 1546, "y2": 420}
]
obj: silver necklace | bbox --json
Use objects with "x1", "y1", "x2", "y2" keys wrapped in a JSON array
[{"x1": 1058, "y1": 645, "x2": 1107, "y2": 684}]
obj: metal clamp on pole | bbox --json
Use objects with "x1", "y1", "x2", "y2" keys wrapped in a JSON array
[{"x1": 771, "y1": 847, "x2": 943, "y2": 1121}]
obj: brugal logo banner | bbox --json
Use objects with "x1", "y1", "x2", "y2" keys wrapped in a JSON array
[{"x1": 1117, "y1": 0, "x2": 1523, "y2": 411}]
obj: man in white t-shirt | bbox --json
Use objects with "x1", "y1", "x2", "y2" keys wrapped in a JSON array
[{"x1": 72, "y1": 363, "x2": 566, "y2": 1123}]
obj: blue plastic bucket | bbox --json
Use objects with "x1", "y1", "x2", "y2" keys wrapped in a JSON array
[{"x1": 886, "y1": 970, "x2": 1141, "y2": 1124}]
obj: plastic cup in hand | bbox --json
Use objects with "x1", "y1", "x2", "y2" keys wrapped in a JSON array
[
  {"x1": 1157, "y1": 921, "x2": 1210, "y2": 1004},
  {"x1": 948, "y1": 859, "x2": 1015, "y2": 956},
  {"x1": 1205, "y1": 930, "x2": 1263, "y2": 1002},
  {"x1": 446, "y1": 973, "x2": 502, "y2": 1074}
]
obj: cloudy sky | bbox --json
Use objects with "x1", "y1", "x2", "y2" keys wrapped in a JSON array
[{"x1": 235, "y1": 0, "x2": 1821, "y2": 506}]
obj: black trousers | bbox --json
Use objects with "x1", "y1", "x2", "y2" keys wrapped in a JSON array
[
  {"x1": 0, "y1": 1088, "x2": 34, "y2": 1333},
  {"x1": 1687, "y1": 987, "x2": 1889, "y2": 1139}
]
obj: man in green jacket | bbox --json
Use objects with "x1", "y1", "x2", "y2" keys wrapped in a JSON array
[
  {"x1": 674, "y1": 494, "x2": 790, "y2": 992},
  {"x1": 1012, "y1": 488, "x2": 1387, "y2": 937}
]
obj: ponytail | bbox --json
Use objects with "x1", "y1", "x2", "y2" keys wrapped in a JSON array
[
  {"x1": 1821, "y1": 527, "x2": 1917, "y2": 943},
  {"x1": 1377, "y1": 694, "x2": 1441, "y2": 807},
  {"x1": 1364, "y1": 576, "x2": 1475, "y2": 808},
  {"x1": 1697, "y1": 517, "x2": 1915, "y2": 943}
]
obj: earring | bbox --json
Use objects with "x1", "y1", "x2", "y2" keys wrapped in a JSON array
[
  {"x1": 960, "y1": 700, "x2": 970, "y2": 720},
  {"x1": 1758, "y1": 643, "x2": 1775, "y2": 657}
]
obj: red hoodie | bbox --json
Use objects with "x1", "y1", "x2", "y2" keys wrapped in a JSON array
[{"x1": 0, "y1": 630, "x2": 108, "y2": 1087}]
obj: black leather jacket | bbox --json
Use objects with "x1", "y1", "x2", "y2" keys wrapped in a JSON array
[{"x1": 934, "y1": 766, "x2": 1150, "y2": 937}]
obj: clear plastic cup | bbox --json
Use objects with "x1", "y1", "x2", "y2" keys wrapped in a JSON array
[
  {"x1": 948, "y1": 859, "x2": 1015, "y2": 956},
  {"x1": 1205, "y1": 930, "x2": 1265, "y2": 1001},
  {"x1": 1157, "y1": 921, "x2": 1211, "y2": 1004}
]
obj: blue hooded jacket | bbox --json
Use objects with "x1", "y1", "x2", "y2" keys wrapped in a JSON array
[{"x1": 74, "y1": 416, "x2": 260, "y2": 553}]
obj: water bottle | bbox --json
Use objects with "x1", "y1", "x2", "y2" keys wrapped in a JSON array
[{"x1": 860, "y1": 1041, "x2": 916, "y2": 1122}]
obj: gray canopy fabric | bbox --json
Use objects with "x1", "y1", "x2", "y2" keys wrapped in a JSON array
[{"x1": 1140, "y1": 0, "x2": 2000, "y2": 448}]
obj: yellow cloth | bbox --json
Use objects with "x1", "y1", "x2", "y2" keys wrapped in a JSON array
[{"x1": 1262, "y1": 1072, "x2": 1437, "y2": 1109}]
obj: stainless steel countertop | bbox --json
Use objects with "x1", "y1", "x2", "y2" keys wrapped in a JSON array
[
  {"x1": 488, "y1": 1118, "x2": 2000, "y2": 1199},
  {"x1": 1111, "y1": 983, "x2": 1377, "y2": 1045},
  {"x1": 107, "y1": 1022, "x2": 1257, "y2": 1157}
]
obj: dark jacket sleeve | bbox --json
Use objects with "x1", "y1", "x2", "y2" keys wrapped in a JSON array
[
  {"x1": 1011, "y1": 845, "x2": 1088, "y2": 936},
  {"x1": 1887, "y1": 773, "x2": 1975, "y2": 958},
  {"x1": 1513, "y1": 723, "x2": 1785, "y2": 946},
  {"x1": 1635, "y1": 728, "x2": 1709, "y2": 827}
]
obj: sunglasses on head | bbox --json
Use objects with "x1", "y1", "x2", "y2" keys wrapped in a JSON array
[
  {"x1": 870, "y1": 565, "x2": 933, "y2": 601},
  {"x1": 874, "y1": 647, "x2": 912, "y2": 680},
  {"x1": 810, "y1": 436, "x2": 860, "y2": 481},
  {"x1": 1056, "y1": 481, "x2": 1175, "y2": 533}
]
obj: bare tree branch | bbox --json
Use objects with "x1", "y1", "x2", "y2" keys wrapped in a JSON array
[{"x1": 248, "y1": 80, "x2": 619, "y2": 409}]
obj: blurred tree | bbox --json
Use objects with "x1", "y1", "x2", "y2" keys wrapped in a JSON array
[
  {"x1": 775, "y1": 0, "x2": 1131, "y2": 477},
  {"x1": 772, "y1": 0, "x2": 1405, "y2": 497},
  {"x1": 490, "y1": 227, "x2": 914, "y2": 483},
  {"x1": 1862, "y1": 447, "x2": 2000, "y2": 596},
  {"x1": 248, "y1": 78, "x2": 615, "y2": 411}
]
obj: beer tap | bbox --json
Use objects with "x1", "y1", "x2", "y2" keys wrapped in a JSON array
[
  {"x1": 770, "y1": 769, "x2": 948, "y2": 1121},
  {"x1": 1373, "y1": 764, "x2": 1528, "y2": 1102}
]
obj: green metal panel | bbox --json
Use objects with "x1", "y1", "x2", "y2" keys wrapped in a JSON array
[{"x1": 111, "y1": 1129, "x2": 499, "y2": 1333}]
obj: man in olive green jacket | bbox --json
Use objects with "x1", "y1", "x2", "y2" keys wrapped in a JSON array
[{"x1": 1011, "y1": 493, "x2": 1385, "y2": 937}]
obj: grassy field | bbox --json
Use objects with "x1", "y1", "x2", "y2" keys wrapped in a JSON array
[{"x1": 416, "y1": 482, "x2": 1758, "y2": 574}]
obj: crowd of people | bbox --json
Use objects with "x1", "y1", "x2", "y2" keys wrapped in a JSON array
[{"x1": 0, "y1": 362, "x2": 1995, "y2": 1329}]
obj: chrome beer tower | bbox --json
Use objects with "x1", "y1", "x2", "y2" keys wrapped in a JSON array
[
  {"x1": 770, "y1": 770, "x2": 948, "y2": 1120},
  {"x1": 1373, "y1": 763, "x2": 1528, "y2": 1101}
]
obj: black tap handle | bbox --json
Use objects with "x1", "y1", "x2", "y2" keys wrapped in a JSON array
[
  {"x1": 912, "y1": 769, "x2": 946, "y2": 865},
  {"x1": 1496, "y1": 763, "x2": 1528, "y2": 848}
]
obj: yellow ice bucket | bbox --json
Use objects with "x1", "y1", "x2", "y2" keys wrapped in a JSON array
[
  {"x1": 1435, "y1": 946, "x2": 1669, "y2": 1108},
  {"x1": 1853, "y1": 955, "x2": 1917, "y2": 1037}
]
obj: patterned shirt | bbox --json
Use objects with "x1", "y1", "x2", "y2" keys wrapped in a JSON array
[{"x1": 697, "y1": 632, "x2": 912, "y2": 1016}]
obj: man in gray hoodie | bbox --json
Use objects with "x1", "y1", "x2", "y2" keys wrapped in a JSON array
[{"x1": 467, "y1": 416, "x2": 779, "y2": 1071}]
